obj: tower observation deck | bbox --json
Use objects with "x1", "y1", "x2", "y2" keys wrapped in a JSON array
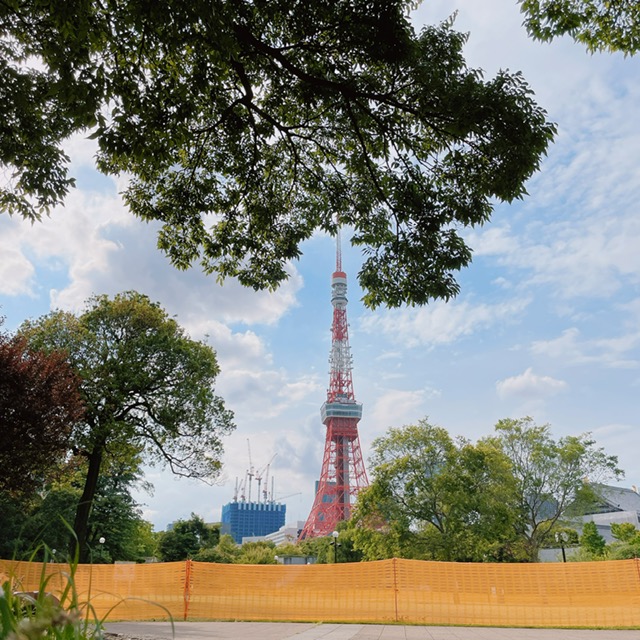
[{"x1": 299, "y1": 231, "x2": 368, "y2": 539}]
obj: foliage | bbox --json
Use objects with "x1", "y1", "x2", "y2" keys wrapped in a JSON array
[
  {"x1": 298, "y1": 535, "x2": 339, "y2": 565},
  {"x1": 157, "y1": 514, "x2": 219, "y2": 562},
  {"x1": 568, "y1": 521, "x2": 640, "y2": 561},
  {"x1": 519, "y1": 0, "x2": 640, "y2": 54},
  {"x1": 86, "y1": 466, "x2": 158, "y2": 563},
  {"x1": 19, "y1": 292, "x2": 234, "y2": 561},
  {"x1": 0, "y1": 331, "x2": 84, "y2": 498},
  {"x1": 0, "y1": 465, "x2": 157, "y2": 564},
  {"x1": 192, "y1": 534, "x2": 238, "y2": 564},
  {"x1": 271, "y1": 542, "x2": 305, "y2": 558},
  {"x1": 236, "y1": 541, "x2": 277, "y2": 565},
  {"x1": 1, "y1": 1, "x2": 555, "y2": 308},
  {"x1": 541, "y1": 526, "x2": 578, "y2": 548},
  {"x1": 607, "y1": 522, "x2": 640, "y2": 560},
  {"x1": 610, "y1": 522, "x2": 639, "y2": 543},
  {"x1": 351, "y1": 420, "x2": 522, "y2": 562},
  {"x1": 329, "y1": 526, "x2": 364, "y2": 563},
  {"x1": 0, "y1": 556, "x2": 106, "y2": 640},
  {"x1": 489, "y1": 417, "x2": 623, "y2": 561},
  {"x1": 579, "y1": 521, "x2": 607, "y2": 557}
]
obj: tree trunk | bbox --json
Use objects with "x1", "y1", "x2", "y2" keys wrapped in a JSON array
[{"x1": 72, "y1": 443, "x2": 104, "y2": 563}]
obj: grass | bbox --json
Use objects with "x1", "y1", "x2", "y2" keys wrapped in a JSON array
[{"x1": 0, "y1": 548, "x2": 105, "y2": 640}]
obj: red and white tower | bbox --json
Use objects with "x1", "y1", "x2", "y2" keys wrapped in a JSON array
[{"x1": 300, "y1": 232, "x2": 368, "y2": 539}]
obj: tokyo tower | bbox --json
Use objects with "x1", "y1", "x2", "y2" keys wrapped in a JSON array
[{"x1": 299, "y1": 231, "x2": 368, "y2": 539}]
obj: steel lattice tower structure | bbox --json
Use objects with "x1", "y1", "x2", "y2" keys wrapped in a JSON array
[{"x1": 300, "y1": 232, "x2": 368, "y2": 539}]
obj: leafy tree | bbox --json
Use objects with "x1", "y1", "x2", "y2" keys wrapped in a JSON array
[
  {"x1": 295, "y1": 534, "x2": 342, "y2": 565},
  {"x1": 604, "y1": 522, "x2": 640, "y2": 560},
  {"x1": 19, "y1": 292, "x2": 234, "y2": 561},
  {"x1": 610, "y1": 522, "x2": 639, "y2": 543},
  {"x1": 0, "y1": 468, "x2": 157, "y2": 563},
  {"x1": 158, "y1": 514, "x2": 219, "y2": 562},
  {"x1": 580, "y1": 521, "x2": 607, "y2": 557},
  {"x1": 489, "y1": 417, "x2": 623, "y2": 561},
  {"x1": 351, "y1": 420, "x2": 522, "y2": 562},
  {"x1": 1, "y1": 1, "x2": 555, "y2": 308},
  {"x1": 0, "y1": 330, "x2": 84, "y2": 497},
  {"x1": 193, "y1": 534, "x2": 239, "y2": 564},
  {"x1": 330, "y1": 525, "x2": 363, "y2": 564},
  {"x1": 19, "y1": 484, "x2": 80, "y2": 560},
  {"x1": 272, "y1": 542, "x2": 305, "y2": 558},
  {"x1": 86, "y1": 464, "x2": 158, "y2": 563},
  {"x1": 0, "y1": 491, "x2": 34, "y2": 559},
  {"x1": 519, "y1": 0, "x2": 640, "y2": 54},
  {"x1": 541, "y1": 526, "x2": 578, "y2": 548},
  {"x1": 236, "y1": 540, "x2": 277, "y2": 565}
]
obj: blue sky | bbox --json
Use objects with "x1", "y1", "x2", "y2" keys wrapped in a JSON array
[{"x1": 1, "y1": 1, "x2": 639, "y2": 530}]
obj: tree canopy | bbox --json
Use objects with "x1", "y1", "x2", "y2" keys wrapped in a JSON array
[
  {"x1": 350, "y1": 420, "x2": 523, "y2": 562},
  {"x1": 0, "y1": 329, "x2": 84, "y2": 497},
  {"x1": 487, "y1": 417, "x2": 623, "y2": 560},
  {"x1": 157, "y1": 514, "x2": 219, "y2": 562},
  {"x1": 351, "y1": 417, "x2": 624, "y2": 562},
  {"x1": 519, "y1": 0, "x2": 640, "y2": 54},
  {"x1": 19, "y1": 292, "x2": 234, "y2": 561},
  {"x1": 1, "y1": 0, "x2": 555, "y2": 308}
]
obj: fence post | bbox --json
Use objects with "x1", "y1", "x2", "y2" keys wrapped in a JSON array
[
  {"x1": 392, "y1": 558, "x2": 399, "y2": 623},
  {"x1": 183, "y1": 560, "x2": 192, "y2": 621}
]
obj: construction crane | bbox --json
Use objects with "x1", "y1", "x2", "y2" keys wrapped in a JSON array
[
  {"x1": 255, "y1": 454, "x2": 277, "y2": 504},
  {"x1": 246, "y1": 439, "x2": 254, "y2": 503},
  {"x1": 276, "y1": 491, "x2": 302, "y2": 502}
]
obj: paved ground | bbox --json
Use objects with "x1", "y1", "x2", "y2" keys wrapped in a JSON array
[{"x1": 105, "y1": 621, "x2": 640, "y2": 640}]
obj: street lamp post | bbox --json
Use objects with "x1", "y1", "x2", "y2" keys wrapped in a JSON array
[
  {"x1": 330, "y1": 531, "x2": 340, "y2": 564},
  {"x1": 98, "y1": 536, "x2": 106, "y2": 563},
  {"x1": 555, "y1": 531, "x2": 568, "y2": 563}
]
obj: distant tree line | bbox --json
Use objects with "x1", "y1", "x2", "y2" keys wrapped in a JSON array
[
  {"x1": 346, "y1": 417, "x2": 623, "y2": 562},
  {"x1": 0, "y1": 301, "x2": 625, "y2": 563}
]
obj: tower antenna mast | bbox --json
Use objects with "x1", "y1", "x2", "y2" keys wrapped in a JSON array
[{"x1": 299, "y1": 229, "x2": 368, "y2": 539}]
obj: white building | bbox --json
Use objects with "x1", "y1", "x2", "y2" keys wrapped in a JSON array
[{"x1": 241, "y1": 521, "x2": 305, "y2": 546}]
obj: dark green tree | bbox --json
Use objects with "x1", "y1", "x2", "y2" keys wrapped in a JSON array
[
  {"x1": 158, "y1": 514, "x2": 219, "y2": 562},
  {"x1": 19, "y1": 292, "x2": 234, "y2": 562},
  {"x1": 1, "y1": 1, "x2": 555, "y2": 308},
  {"x1": 489, "y1": 417, "x2": 623, "y2": 561},
  {"x1": 192, "y1": 533, "x2": 238, "y2": 564},
  {"x1": 0, "y1": 466, "x2": 157, "y2": 563},
  {"x1": 580, "y1": 521, "x2": 607, "y2": 557},
  {"x1": 519, "y1": 0, "x2": 640, "y2": 54},
  {"x1": 86, "y1": 464, "x2": 158, "y2": 563}
]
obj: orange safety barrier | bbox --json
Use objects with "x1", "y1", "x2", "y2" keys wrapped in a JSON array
[{"x1": 2, "y1": 558, "x2": 640, "y2": 628}]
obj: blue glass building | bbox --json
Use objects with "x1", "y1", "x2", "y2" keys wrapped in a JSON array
[{"x1": 221, "y1": 501, "x2": 286, "y2": 544}]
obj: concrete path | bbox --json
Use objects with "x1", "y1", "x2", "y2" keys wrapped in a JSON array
[{"x1": 105, "y1": 621, "x2": 640, "y2": 640}]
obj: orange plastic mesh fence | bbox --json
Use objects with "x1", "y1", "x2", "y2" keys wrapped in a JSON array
[
  {"x1": 2, "y1": 558, "x2": 640, "y2": 627},
  {"x1": 0, "y1": 560, "x2": 187, "y2": 621}
]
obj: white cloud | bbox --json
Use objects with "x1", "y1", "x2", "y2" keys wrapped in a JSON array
[
  {"x1": 468, "y1": 209, "x2": 640, "y2": 302},
  {"x1": 0, "y1": 244, "x2": 35, "y2": 296},
  {"x1": 496, "y1": 368, "x2": 567, "y2": 400},
  {"x1": 367, "y1": 388, "x2": 437, "y2": 437},
  {"x1": 361, "y1": 297, "x2": 530, "y2": 348},
  {"x1": 532, "y1": 327, "x2": 640, "y2": 369},
  {"x1": 2, "y1": 181, "x2": 303, "y2": 329},
  {"x1": 218, "y1": 368, "x2": 322, "y2": 421}
]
